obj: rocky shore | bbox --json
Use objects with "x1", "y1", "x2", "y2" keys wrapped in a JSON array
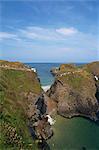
[{"x1": 0, "y1": 60, "x2": 99, "y2": 149}]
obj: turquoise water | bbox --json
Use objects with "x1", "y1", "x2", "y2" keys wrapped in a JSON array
[
  {"x1": 26, "y1": 63, "x2": 99, "y2": 150},
  {"x1": 26, "y1": 63, "x2": 61, "y2": 86}
]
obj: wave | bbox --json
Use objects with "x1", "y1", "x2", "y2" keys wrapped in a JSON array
[{"x1": 42, "y1": 85, "x2": 51, "y2": 92}]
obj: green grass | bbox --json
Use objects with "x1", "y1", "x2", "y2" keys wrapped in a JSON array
[
  {"x1": 0, "y1": 60, "x2": 25, "y2": 68},
  {"x1": 0, "y1": 69, "x2": 41, "y2": 94},
  {"x1": 58, "y1": 70, "x2": 91, "y2": 90},
  {"x1": 0, "y1": 68, "x2": 41, "y2": 149}
]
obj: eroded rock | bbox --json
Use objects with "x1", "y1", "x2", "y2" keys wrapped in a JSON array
[{"x1": 48, "y1": 62, "x2": 99, "y2": 121}]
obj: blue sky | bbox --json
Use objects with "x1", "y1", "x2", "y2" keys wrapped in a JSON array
[{"x1": 0, "y1": 0, "x2": 99, "y2": 62}]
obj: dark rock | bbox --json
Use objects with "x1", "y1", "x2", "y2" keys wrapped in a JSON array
[
  {"x1": 34, "y1": 116, "x2": 53, "y2": 140},
  {"x1": 0, "y1": 60, "x2": 54, "y2": 149},
  {"x1": 35, "y1": 94, "x2": 47, "y2": 115},
  {"x1": 47, "y1": 62, "x2": 99, "y2": 121}
]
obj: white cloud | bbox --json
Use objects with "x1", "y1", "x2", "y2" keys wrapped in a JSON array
[
  {"x1": 0, "y1": 32, "x2": 17, "y2": 40},
  {"x1": 1, "y1": 26, "x2": 98, "y2": 62},
  {"x1": 18, "y1": 27, "x2": 59, "y2": 40},
  {"x1": 0, "y1": 26, "x2": 97, "y2": 53},
  {"x1": 56, "y1": 27, "x2": 78, "y2": 36},
  {"x1": 19, "y1": 29, "x2": 38, "y2": 39},
  {"x1": 18, "y1": 26, "x2": 79, "y2": 41}
]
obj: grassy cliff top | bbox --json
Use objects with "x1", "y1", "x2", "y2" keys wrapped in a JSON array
[
  {"x1": 55, "y1": 61, "x2": 99, "y2": 75},
  {"x1": 0, "y1": 68, "x2": 41, "y2": 94},
  {"x1": 56, "y1": 62, "x2": 98, "y2": 91},
  {"x1": 57, "y1": 69, "x2": 93, "y2": 90},
  {"x1": 0, "y1": 60, "x2": 26, "y2": 68},
  {"x1": 83, "y1": 61, "x2": 99, "y2": 76},
  {"x1": 59, "y1": 64, "x2": 76, "y2": 71},
  {"x1": 0, "y1": 60, "x2": 41, "y2": 149}
]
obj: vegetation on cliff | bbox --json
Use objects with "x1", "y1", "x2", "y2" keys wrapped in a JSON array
[
  {"x1": 48, "y1": 62, "x2": 99, "y2": 121},
  {"x1": 0, "y1": 61, "x2": 42, "y2": 149},
  {"x1": 1, "y1": 60, "x2": 99, "y2": 149},
  {"x1": 0, "y1": 60, "x2": 56, "y2": 150},
  {"x1": 83, "y1": 61, "x2": 99, "y2": 77}
]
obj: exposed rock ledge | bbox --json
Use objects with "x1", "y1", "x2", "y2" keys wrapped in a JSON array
[
  {"x1": 48, "y1": 62, "x2": 99, "y2": 121},
  {"x1": 1, "y1": 60, "x2": 99, "y2": 149}
]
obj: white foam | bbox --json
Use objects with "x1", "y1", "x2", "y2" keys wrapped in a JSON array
[
  {"x1": 46, "y1": 115, "x2": 56, "y2": 125},
  {"x1": 31, "y1": 67, "x2": 36, "y2": 72},
  {"x1": 42, "y1": 85, "x2": 51, "y2": 92},
  {"x1": 95, "y1": 76, "x2": 98, "y2": 81}
]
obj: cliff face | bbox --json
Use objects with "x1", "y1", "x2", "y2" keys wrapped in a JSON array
[
  {"x1": 0, "y1": 60, "x2": 55, "y2": 149},
  {"x1": 1, "y1": 60, "x2": 99, "y2": 149},
  {"x1": 83, "y1": 61, "x2": 99, "y2": 78},
  {"x1": 84, "y1": 62, "x2": 99, "y2": 104},
  {"x1": 48, "y1": 62, "x2": 99, "y2": 121}
]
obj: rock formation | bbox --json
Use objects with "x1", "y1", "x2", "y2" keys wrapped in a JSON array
[
  {"x1": 48, "y1": 62, "x2": 99, "y2": 121},
  {"x1": 50, "y1": 64, "x2": 76, "y2": 76},
  {"x1": 83, "y1": 61, "x2": 99, "y2": 78},
  {"x1": 1, "y1": 60, "x2": 99, "y2": 149},
  {"x1": 0, "y1": 60, "x2": 55, "y2": 149}
]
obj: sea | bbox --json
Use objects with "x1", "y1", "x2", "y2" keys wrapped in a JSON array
[{"x1": 26, "y1": 63, "x2": 99, "y2": 150}]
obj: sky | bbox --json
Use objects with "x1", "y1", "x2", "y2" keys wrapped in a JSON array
[{"x1": 0, "y1": 0, "x2": 99, "y2": 63}]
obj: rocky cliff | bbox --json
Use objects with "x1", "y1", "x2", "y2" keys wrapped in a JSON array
[
  {"x1": 50, "y1": 64, "x2": 76, "y2": 76},
  {"x1": 1, "y1": 60, "x2": 99, "y2": 149},
  {"x1": 0, "y1": 60, "x2": 55, "y2": 149},
  {"x1": 83, "y1": 61, "x2": 99, "y2": 78},
  {"x1": 48, "y1": 62, "x2": 99, "y2": 121}
]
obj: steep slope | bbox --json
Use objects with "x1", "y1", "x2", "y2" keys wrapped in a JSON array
[
  {"x1": 48, "y1": 62, "x2": 99, "y2": 121},
  {"x1": 0, "y1": 61, "x2": 42, "y2": 149},
  {"x1": 83, "y1": 61, "x2": 99, "y2": 77},
  {"x1": 0, "y1": 60, "x2": 55, "y2": 149}
]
